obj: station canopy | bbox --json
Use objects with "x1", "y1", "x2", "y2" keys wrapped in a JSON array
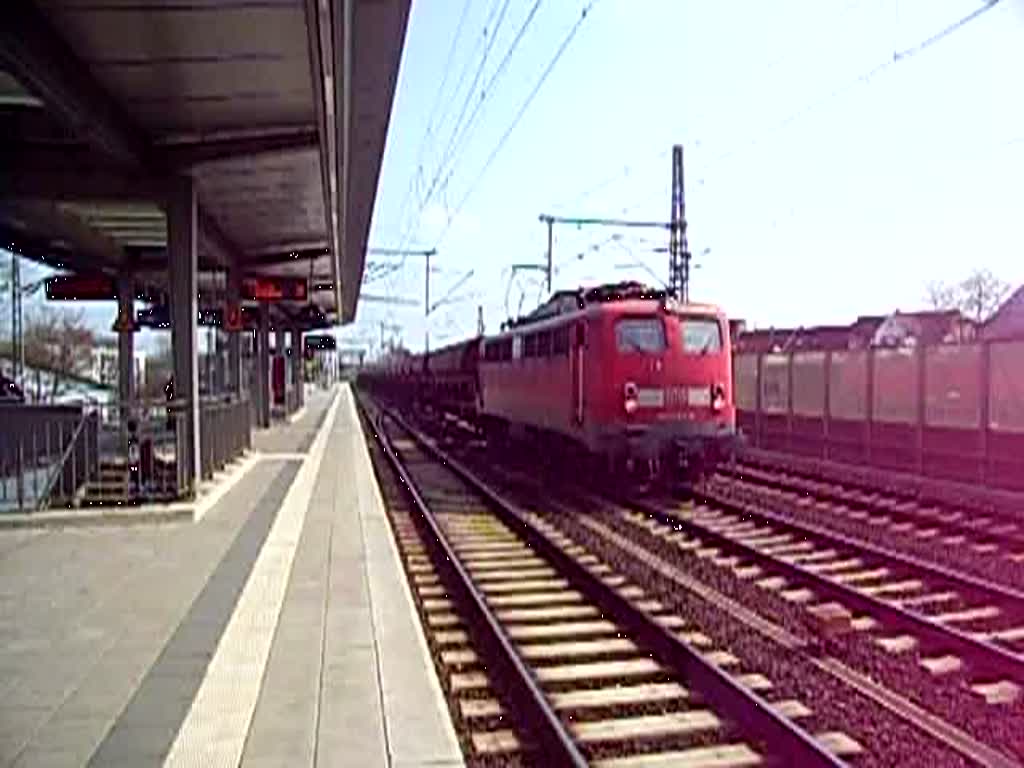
[{"x1": 0, "y1": 0, "x2": 411, "y2": 328}]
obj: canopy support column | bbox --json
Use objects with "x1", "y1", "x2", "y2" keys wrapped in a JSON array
[{"x1": 168, "y1": 175, "x2": 201, "y2": 491}]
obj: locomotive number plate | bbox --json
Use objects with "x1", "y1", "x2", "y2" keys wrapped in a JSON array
[
  {"x1": 665, "y1": 387, "x2": 687, "y2": 408},
  {"x1": 636, "y1": 388, "x2": 665, "y2": 407},
  {"x1": 665, "y1": 386, "x2": 711, "y2": 409},
  {"x1": 687, "y1": 387, "x2": 711, "y2": 407}
]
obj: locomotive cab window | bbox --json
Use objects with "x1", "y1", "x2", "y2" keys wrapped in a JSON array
[
  {"x1": 680, "y1": 317, "x2": 723, "y2": 354},
  {"x1": 615, "y1": 317, "x2": 666, "y2": 354}
]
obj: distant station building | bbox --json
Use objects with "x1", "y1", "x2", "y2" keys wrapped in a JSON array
[{"x1": 735, "y1": 309, "x2": 978, "y2": 354}]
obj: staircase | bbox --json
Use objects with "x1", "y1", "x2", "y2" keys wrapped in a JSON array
[
  {"x1": 80, "y1": 456, "x2": 182, "y2": 506},
  {"x1": 81, "y1": 459, "x2": 130, "y2": 506}
]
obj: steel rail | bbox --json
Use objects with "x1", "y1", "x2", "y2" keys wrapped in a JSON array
[
  {"x1": 625, "y1": 487, "x2": 1024, "y2": 684},
  {"x1": 485, "y1": 464, "x2": 1021, "y2": 768},
  {"x1": 377, "y1": 402, "x2": 845, "y2": 767},
  {"x1": 359, "y1": 400, "x2": 588, "y2": 767},
  {"x1": 741, "y1": 447, "x2": 1024, "y2": 519},
  {"x1": 704, "y1": 482, "x2": 1024, "y2": 607},
  {"x1": 719, "y1": 461, "x2": 1024, "y2": 550}
]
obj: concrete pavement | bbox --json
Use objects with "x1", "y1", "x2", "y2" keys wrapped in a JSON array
[{"x1": 0, "y1": 385, "x2": 461, "y2": 768}]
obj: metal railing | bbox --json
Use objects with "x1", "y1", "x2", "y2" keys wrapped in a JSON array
[
  {"x1": 199, "y1": 397, "x2": 251, "y2": 481},
  {"x1": 0, "y1": 404, "x2": 99, "y2": 512},
  {"x1": 3, "y1": 394, "x2": 252, "y2": 511},
  {"x1": 134, "y1": 400, "x2": 190, "y2": 501},
  {"x1": 36, "y1": 410, "x2": 99, "y2": 511}
]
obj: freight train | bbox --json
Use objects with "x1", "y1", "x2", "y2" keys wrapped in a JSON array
[{"x1": 359, "y1": 282, "x2": 738, "y2": 482}]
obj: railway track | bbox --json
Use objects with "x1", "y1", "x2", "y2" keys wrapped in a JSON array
[
  {"x1": 453, "y1": 459, "x2": 1015, "y2": 766},
  {"x1": 359, "y1": 398, "x2": 848, "y2": 767},
  {"x1": 735, "y1": 449, "x2": 1020, "y2": 515},
  {"x1": 716, "y1": 458, "x2": 1024, "y2": 567},
  {"x1": 360, "y1": 395, "x2": 1024, "y2": 764},
  {"x1": 620, "y1": 483, "x2": 1024, "y2": 707}
]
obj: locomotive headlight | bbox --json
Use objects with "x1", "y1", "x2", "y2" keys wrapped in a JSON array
[
  {"x1": 711, "y1": 384, "x2": 726, "y2": 413},
  {"x1": 624, "y1": 381, "x2": 639, "y2": 414}
]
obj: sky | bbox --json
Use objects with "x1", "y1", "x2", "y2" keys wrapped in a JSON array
[
  {"x1": 343, "y1": 0, "x2": 1024, "y2": 353},
  {"x1": 5, "y1": 0, "x2": 1022, "y2": 358}
]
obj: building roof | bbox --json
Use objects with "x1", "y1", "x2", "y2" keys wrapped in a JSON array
[
  {"x1": 982, "y1": 285, "x2": 1024, "y2": 340},
  {"x1": 735, "y1": 325, "x2": 858, "y2": 354},
  {"x1": 736, "y1": 309, "x2": 976, "y2": 353},
  {"x1": 871, "y1": 309, "x2": 975, "y2": 347}
]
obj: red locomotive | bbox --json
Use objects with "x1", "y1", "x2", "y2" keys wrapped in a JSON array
[{"x1": 360, "y1": 282, "x2": 738, "y2": 481}]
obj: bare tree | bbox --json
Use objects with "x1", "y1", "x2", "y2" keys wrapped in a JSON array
[
  {"x1": 959, "y1": 270, "x2": 1011, "y2": 323},
  {"x1": 925, "y1": 280, "x2": 958, "y2": 312},
  {"x1": 925, "y1": 269, "x2": 1011, "y2": 322},
  {"x1": 22, "y1": 306, "x2": 96, "y2": 399}
]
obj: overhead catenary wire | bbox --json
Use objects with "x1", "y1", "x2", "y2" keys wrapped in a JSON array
[
  {"x1": 554, "y1": 148, "x2": 668, "y2": 212},
  {"x1": 397, "y1": 0, "x2": 546, "y2": 266},
  {"x1": 702, "y1": 0, "x2": 1007, "y2": 172},
  {"x1": 437, "y1": 0, "x2": 546, "y2": 198},
  {"x1": 894, "y1": 0, "x2": 1002, "y2": 61},
  {"x1": 437, "y1": 0, "x2": 604, "y2": 247},
  {"x1": 430, "y1": 0, "x2": 515, "y2": 196},
  {"x1": 364, "y1": 0, "x2": 1008, "y2": 351},
  {"x1": 429, "y1": 0, "x2": 507, "y2": 171},
  {"x1": 389, "y1": 0, "x2": 473, "y2": 251},
  {"x1": 551, "y1": 1, "x2": 868, "y2": 215},
  {"x1": 393, "y1": 0, "x2": 512, "y2": 256},
  {"x1": 429, "y1": 269, "x2": 476, "y2": 315},
  {"x1": 390, "y1": 0, "x2": 507, "y2": 270},
  {"x1": 586, "y1": 0, "x2": 1006, "y2": 221}
]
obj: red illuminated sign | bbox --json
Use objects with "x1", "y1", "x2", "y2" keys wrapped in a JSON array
[
  {"x1": 242, "y1": 276, "x2": 308, "y2": 302},
  {"x1": 46, "y1": 275, "x2": 116, "y2": 301},
  {"x1": 224, "y1": 302, "x2": 243, "y2": 332}
]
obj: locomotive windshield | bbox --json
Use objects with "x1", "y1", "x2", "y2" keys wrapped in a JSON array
[
  {"x1": 615, "y1": 317, "x2": 666, "y2": 354},
  {"x1": 680, "y1": 317, "x2": 723, "y2": 354}
]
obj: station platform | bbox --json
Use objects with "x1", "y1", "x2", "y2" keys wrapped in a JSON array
[{"x1": 0, "y1": 385, "x2": 462, "y2": 768}]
